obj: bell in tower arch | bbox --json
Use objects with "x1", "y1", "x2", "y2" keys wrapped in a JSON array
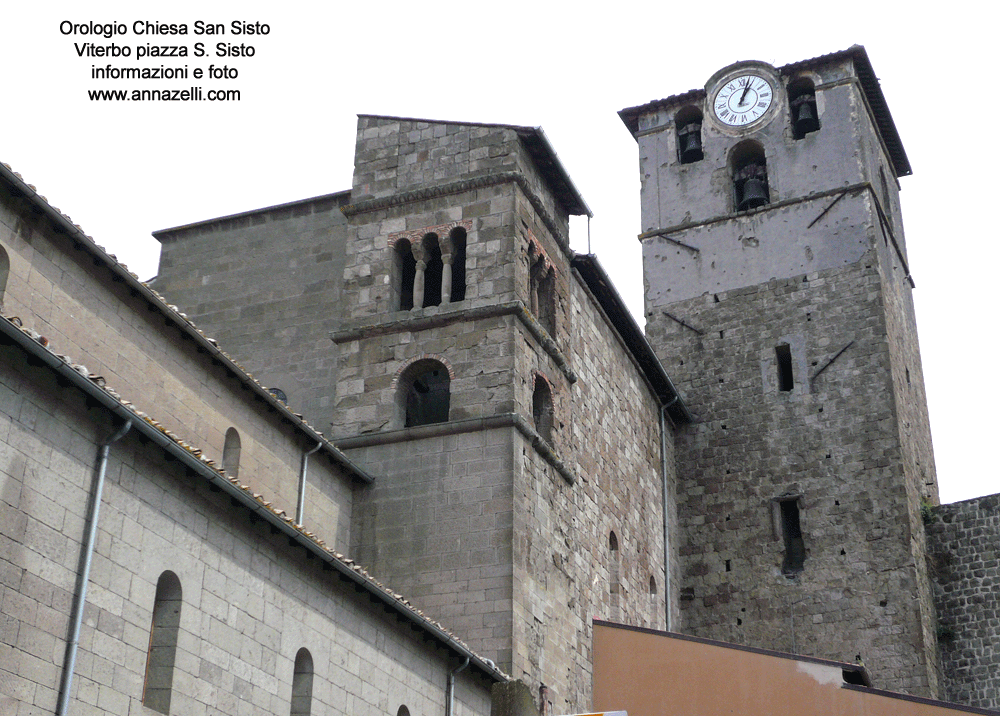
[
  {"x1": 678, "y1": 121, "x2": 703, "y2": 164},
  {"x1": 734, "y1": 162, "x2": 769, "y2": 211},
  {"x1": 791, "y1": 93, "x2": 820, "y2": 137},
  {"x1": 675, "y1": 106, "x2": 705, "y2": 165},
  {"x1": 788, "y1": 76, "x2": 821, "y2": 140}
]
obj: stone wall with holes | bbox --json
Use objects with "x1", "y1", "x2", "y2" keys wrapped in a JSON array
[
  {"x1": 152, "y1": 192, "x2": 351, "y2": 431},
  {"x1": 0, "y1": 184, "x2": 355, "y2": 553},
  {"x1": 645, "y1": 250, "x2": 939, "y2": 697},
  {"x1": 927, "y1": 495, "x2": 1000, "y2": 710},
  {"x1": 0, "y1": 345, "x2": 495, "y2": 716}
]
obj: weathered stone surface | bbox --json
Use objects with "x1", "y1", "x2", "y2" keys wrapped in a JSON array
[
  {"x1": 927, "y1": 495, "x2": 1000, "y2": 710},
  {"x1": 636, "y1": 54, "x2": 941, "y2": 697}
]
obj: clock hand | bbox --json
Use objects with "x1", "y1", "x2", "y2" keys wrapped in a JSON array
[{"x1": 738, "y1": 77, "x2": 753, "y2": 106}]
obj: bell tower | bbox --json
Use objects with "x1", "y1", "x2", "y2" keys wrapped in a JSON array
[{"x1": 622, "y1": 47, "x2": 942, "y2": 697}]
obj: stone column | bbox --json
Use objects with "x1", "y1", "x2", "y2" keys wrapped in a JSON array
[
  {"x1": 441, "y1": 254, "x2": 453, "y2": 305},
  {"x1": 411, "y1": 243, "x2": 426, "y2": 310},
  {"x1": 412, "y1": 259, "x2": 426, "y2": 310}
]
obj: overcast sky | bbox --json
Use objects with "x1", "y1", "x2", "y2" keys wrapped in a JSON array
[{"x1": 2, "y1": 1, "x2": 995, "y2": 503}]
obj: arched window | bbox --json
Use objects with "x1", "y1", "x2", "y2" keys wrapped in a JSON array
[
  {"x1": 532, "y1": 376, "x2": 554, "y2": 443},
  {"x1": 223, "y1": 428, "x2": 241, "y2": 478},
  {"x1": 528, "y1": 250, "x2": 556, "y2": 336},
  {"x1": 143, "y1": 571, "x2": 182, "y2": 715},
  {"x1": 447, "y1": 227, "x2": 467, "y2": 303},
  {"x1": 675, "y1": 105, "x2": 704, "y2": 164},
  {"x1": 788, "y1": 76, "x2": 820, "y2": 139},
  {"x1": 0, "y1": 244, "x2": 9, "y2": 309},
  {"x1": 731, "y1": 140, "x2": 770, "y2": 212},
  {"x1": 290, "y1": 648, "x2": 314, "y2": 716},
  {"x1": 397, "y1": 707, "x2": 411, "y2": 716},
  {"x1": 649, "y1": 575, "x2": 658, "y2": 595},
  {"x1": 394, "y1": 239, "x2": 416, "y2": 311},
  {"x1": 421, "y1": 234, "x2": 443, "y2": 308},
  {"x1": 399, "y1": 359, "x2": 450, "y2": 428}
]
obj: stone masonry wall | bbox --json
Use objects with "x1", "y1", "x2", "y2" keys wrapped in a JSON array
[
  {"x1": 152, "y1": 192, "x2": 351, "y2": 432},
  {"x1": 347, "y1": 428, "x2": 515, "y2": 670},
  {"x1": 0, "y1": 343, "x2": 493, "y2": 716},
  {"x1": 0, "y1": 187, "x2": 355, "y2": 553},
  {"x1": 873, "y1": 181, "x2": 943, "y2": 694},
  {"x1": 646, "y1": 254, "x2": 937, "y2": 696},
  {"x1": 336, "y1": 116, "x2": 571, "y2": 677},
  {"x1": 509, "y1": 260, "x2": 671, "y2": 713},
  {"x1": 927, "y1": 495, "x2": 1000, "y2": 710}
]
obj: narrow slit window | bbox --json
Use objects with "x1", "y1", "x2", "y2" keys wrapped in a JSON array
[
  {"x1": 776, "y1": 344, "x2": 793, "y2": 392},
  {"x1": 779, "y1": 499, "x2": 806, "y2": 576},
  {"x1": 143, "y1": 571, "x2": 183, "y2": 714},
  {"x1": 290, "y1": 648, "x2": 314, "y2": 716},
  {"x1": 609, "y1": 531, "x2": 620, "y2": 594},
  {"x1": 223, "y1": 427, "x2": 242, "y2": 477}
]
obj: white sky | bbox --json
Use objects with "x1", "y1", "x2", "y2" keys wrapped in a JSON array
[{"x1": 2, "y1": 1, "x2": 995, "y2": 503}]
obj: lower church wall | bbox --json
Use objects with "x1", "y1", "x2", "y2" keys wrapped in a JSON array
[{"x1": 0, "y1": 342, "x2": 494, "y2": 716}]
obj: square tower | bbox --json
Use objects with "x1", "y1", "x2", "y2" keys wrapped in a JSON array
[
  {"x1": 335, "y1": 116, "x2": 677, "y2": 711},
  {"x1": 622, "y1": 47, "x2": 941, "y2": 696}
]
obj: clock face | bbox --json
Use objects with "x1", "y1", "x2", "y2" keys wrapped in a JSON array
[{"x1": 714, "y1": 74, "x2": 773, "y2": 127}]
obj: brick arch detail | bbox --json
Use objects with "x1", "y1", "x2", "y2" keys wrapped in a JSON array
[
  {"x1": 388, "y1": 220, "x2": 473, "y2": 250},
  {"x1": 525, "y1": 231, "x2": 558, "y2": 277},
  {"x1": 531, "y1": 369, "x2": 558, "y2": 394},
  {"x1": 390, "y1": 354, "x2": 456, "y2": 389}
]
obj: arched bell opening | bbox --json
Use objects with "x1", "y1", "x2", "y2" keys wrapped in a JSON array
[
  {"x1": 393, "y1": 239, "x2": 416, "y2": 311},
  {"x1": 421, "y1": 233, "x2": 443, "y2": 308},
  {"x1": 448, "y1": 226, "x2": 467, "y2": 303},
  {"x1": 788, "y1": 76, "x2": 820, "y2": 139},
  {"x1": 675, "y1": 105, "x2": 704, "y2": 164},
  {"x1": 730, "y1": 140, "x2": 770, "y2": 212}
]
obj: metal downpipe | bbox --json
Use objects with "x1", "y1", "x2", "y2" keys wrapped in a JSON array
[
  {"x1": 660, "y1": 399, "x2": 677, "y2": 631},
  {"x1": 56, "y1": 419, "x2": 132, "y2": 716},
  {"x1": 296, "y1": 442, "x2": 322, "y2": 525},
  {"x1": 446, "y1": 657, "x2": 469, "y2": 716}
]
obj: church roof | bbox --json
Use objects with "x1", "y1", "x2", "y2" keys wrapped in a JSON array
[
  {"x1": 572, "y1": 254, "x2": 692, "y2": 424},
  {"x1": 617, "y1": 45, "x2": 911, "y2": 178},
  {"x1": 0, "y1": 313, "x2": 509, "y2": 685},
  {"x1": 0, "y1": 161, "x2": 373, "y2": 485}
]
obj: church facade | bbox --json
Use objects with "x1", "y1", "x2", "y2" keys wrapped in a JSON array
[{"x1": 2, "y1": 45, "x2": 998, "y2": 715}]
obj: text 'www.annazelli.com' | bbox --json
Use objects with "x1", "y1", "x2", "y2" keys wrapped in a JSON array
[{"x1": 87, "y1": 87, "x2": 240, "y2": 101}]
